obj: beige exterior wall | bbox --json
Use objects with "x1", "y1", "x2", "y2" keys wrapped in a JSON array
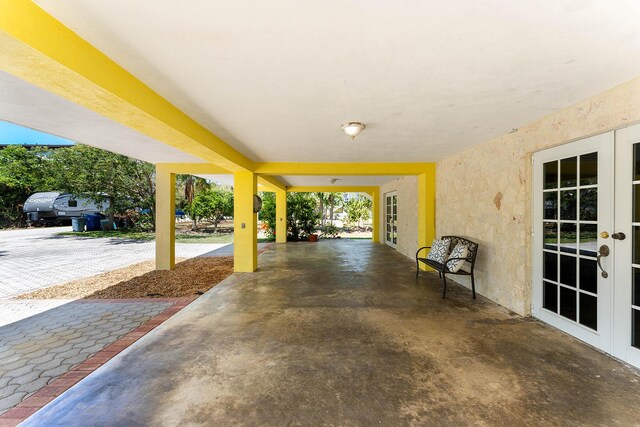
[
  {"x1": 379, "y1": 176, "x2": 418, "y2": 260},
  {"x1": 436, "y1": 77, "x2": 640, "y2": 316}
]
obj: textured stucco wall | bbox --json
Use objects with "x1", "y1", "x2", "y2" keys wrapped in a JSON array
[
  {"x1": 436, "y1": 77, "x2": 640, "y2": 316},
  {"x1": 380, "y1": 176, "x2": 418, "y2": 260}
]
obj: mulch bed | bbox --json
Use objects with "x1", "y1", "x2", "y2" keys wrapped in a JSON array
[{"x1": 17, "y1": 257, "x2": 234, "y2": 300}]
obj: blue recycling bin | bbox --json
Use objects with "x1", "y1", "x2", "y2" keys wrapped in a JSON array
[{"x1": 85, "y1": 214, "x2": 102, "y2": 231}]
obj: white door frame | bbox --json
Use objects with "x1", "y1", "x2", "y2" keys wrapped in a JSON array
[{"x1": 531, "y1": 132, "x2": 614, "y2": 353}]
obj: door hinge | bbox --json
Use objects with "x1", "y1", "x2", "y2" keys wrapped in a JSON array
[
  {"x1": 530, "y1": 227, "x2": 534, "y2": 237},
  {"x1": 531, "y1": 157, "x2": 534, "y2": 165}
]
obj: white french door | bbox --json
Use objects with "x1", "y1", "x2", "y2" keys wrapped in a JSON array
[
  {"x1": 612, "y1": 125, "x2": 640, "y2": 367},
  {"x1": 533, "y1": 124, "x2": 640, "y2": 369},
  {"x1": 533, "y1": 132, "x2": 614, "y2": 353},
  {"x1": 385, "y1": 192, "x2": 397, "y2": 247}
]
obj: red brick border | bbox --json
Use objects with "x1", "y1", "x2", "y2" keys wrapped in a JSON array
[{"x1": 0, "y1": 297, "x2": 196, "y2": 426}]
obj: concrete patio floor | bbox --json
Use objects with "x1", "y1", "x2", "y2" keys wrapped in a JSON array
[{"x1": 23, "y1": 240, "x2": 640, "y2": 425}]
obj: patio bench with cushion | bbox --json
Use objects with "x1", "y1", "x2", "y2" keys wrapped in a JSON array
[{"x1": 416, "y1": 235, "x2": 479, "y2": 299}]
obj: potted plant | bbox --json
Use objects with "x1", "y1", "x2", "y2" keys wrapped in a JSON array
[{"x1": 304, "y1": 222, "x2": 319, "y2": 242}]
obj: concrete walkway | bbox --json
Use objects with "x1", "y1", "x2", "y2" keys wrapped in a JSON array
[{"x1": 22, "y1": 241, "x2": 640, "y2": 425}]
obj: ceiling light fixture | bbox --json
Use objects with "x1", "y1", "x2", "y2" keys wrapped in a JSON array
[{"x1": 341, "y1": 122, "x2": 366, "y2": 140}]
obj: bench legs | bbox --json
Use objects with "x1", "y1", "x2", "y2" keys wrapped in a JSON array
[
  {"x1": 471, "y1": 274, "x2": 476, "y2": 299},
  {"x1": 417, "y1": 263, "x2": 476, "y2": 300},
  {"x1": 441, "y1": 274, "x2": 447, "y2": 299}
]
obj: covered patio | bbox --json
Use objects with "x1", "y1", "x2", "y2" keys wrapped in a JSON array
[
  {"x1": 22, "y1": 241, "x2": 640, "y2": 425},
  {"x1": 3, "y1": 1, "x2": 640, "y2": 423}
]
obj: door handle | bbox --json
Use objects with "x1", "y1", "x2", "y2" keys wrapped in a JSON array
[
  {"x1": 597, "y1": 244, "x2": 610, "y2": 278},
  {"x1": 612, "y1": 232, "x2": 626, "y2": 240}
]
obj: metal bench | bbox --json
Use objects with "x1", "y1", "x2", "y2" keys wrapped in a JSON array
[{"x1": 416, "y1": 236, "x2": 479, "y2": 299}]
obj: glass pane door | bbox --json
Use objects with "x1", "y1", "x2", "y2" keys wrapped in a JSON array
[
  {"x1": 631, "y1": 145, "x2": 640, "y2": 350},
  {"x1": 541, "y1": 154, "x2": 599, "y2": 330},
  {"x1": 533, "y1": 132, "x2": 613, "y2": 353},
  {"x1": 613, "y1": 125, "x2": 640, "y2": 368},
  {"x1": 385, "y1": 192, "x2": 397, "y2": 247}
]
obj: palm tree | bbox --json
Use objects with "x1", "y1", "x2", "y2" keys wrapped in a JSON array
[
  {"x1": 177, "y1": 175, "x2": 210, "y2": 229},
  {"x1": 314, "y1": 192, "x2": 328, "y2": 227},
  {"x1": 326, "y1": 192, "x2": 342, "y2": 225}
]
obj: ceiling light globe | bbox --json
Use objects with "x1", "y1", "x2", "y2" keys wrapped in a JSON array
[{"x1": 342, "y1": 122, "x2": 365, "y2": 139}]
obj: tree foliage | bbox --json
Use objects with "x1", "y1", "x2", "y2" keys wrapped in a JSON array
[
  {"x1": 344, "y1": 194, "x2": 372, "y2": 227},
  {"x1": 0, "y1": 144, "x2": 158, "y2": 228},
  {"x1": 189, "y1": 186, "x2": 234, "y2": 230},
  {"x1": 176, "y1": 174, "x2": 211, "y2": 229},
  {"x1": 287, "y1": 192, "x2": 321, "y2": 240},
  {"x1": 49, "y1": 144, "x2": 156, "y2": 217},
  {"x1": 0, "y1": 146, "x2": 52, "y2": 226},
  {"x1": 258, "y1": 192, "x2": 276, "y2": 239},
  {"x1": 259, "y1": 192, "x2": 320, "y2": 241},
  {"x1": 314, "y1": 192, "x2": 342, "y2": 225}
]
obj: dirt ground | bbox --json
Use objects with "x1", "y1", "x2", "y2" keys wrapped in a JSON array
[{"x1": 18, "y1": 257, "x2": 234, "y2": 299}]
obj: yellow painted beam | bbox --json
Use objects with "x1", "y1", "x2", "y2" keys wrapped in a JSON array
[
  {"x1": 233, "y1": 172, "x2": 258, "y2": 272},
  {"x1": 370, "y1": 189, "x2": 380, "y2": 243},
  {"x1": 0, "y1": 1, "x2": 253, "y2": 172},
  {"x1": 418, "y1": 171, "x2": 436, "y2": 271},
  {"x1": 255, "y1": 163, "x2": 435, "y2": 176},
  {"x1": 155, "y1": 165, "x2": 175, "y2": 270},
  {"x1": 286, "y1": 186, "x2": 378, "y2": 193},
  {"x1": 258, "y1": 175, "x2": 287, "y2": 192},
  {"x1": 158, "y1": 163, "x2": 231, "y2": 175},
  {"x1": 275, "y1": 189, "x2": 287, "y2": 243}
]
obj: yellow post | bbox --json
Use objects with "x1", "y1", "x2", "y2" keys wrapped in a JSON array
[
  {"x1": 155, "y1": 165, "x2": 175, "y2": 270},
  {"x1": 275, "y1": 189, "x2": 287, "y2": 243},
  {"x1": 370, "y1": 189, "x2": 380, "y2": 243},
  {"x1": 417, "y1": 168, "x2": 437, "y2": 270},
  {"x1": 234, "y1": 172, "x2": 258, "y2": 272}
]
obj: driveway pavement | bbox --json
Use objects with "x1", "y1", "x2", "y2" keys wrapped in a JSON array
[{"x1": 0, "y1": 227, "x2": 229, "y2": 298}]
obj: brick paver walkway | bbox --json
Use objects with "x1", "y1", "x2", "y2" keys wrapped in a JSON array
[{"x1": 0, "y1": 300, "x2": 173, "y2": 415}]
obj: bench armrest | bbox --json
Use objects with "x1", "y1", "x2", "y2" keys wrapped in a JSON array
[{"x1": 416, "y1": 246, "x2": 431, "y2": 258}]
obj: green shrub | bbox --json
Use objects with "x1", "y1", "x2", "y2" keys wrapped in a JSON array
[
  {"x1": 320, "y1": 224, "x2": 339, "y2": 238},
  {"x1": 258, "y1": 192, "x2": 320, "y2": 241}
]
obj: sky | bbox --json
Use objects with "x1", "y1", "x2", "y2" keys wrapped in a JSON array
[{"x1": 0, "y1": 121, "x2": 75, "y2": 146}]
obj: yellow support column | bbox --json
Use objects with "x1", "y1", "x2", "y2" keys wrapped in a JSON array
[
  {"x1": 155, "y1": 165, "x2": 175, "y2": 270},
  {"x1": 275, "y1": 189, "x2": 287, "y2": 243},
  {"x1": 418, "y1": 168, "x2": 437, "y2": 270},
  {"x1": 234, "y1": 172, "x2": 258, "y2": 272},
  {"x1": 370, "y1": 189, "x2": 380, "y2": 243}
]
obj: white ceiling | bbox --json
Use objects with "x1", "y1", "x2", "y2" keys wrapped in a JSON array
[
  {"x1": 0, "y1": 71, "x2": 204, "y2": 164},
  {"x1": 34, "y1": 0, "x2": 640, "y2": 166},
  {"x1": 197, "y1": 175, "x2": 397, "y2": 188},
  {"x1": 279, "y1": 175, "x2": 402, "y2": 187}
]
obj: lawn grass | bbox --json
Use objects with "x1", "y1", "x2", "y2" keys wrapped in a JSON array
[
  {"x1": 56, "y1": 231, "x2": 363, "y2": 244},
  {"x1": 58, "y1": 230, "x2": 155, "y2": 240},
  {"x1": 57, "y1": 230, "x2": 236, "y2": 244},
  {"x1": 175, "y1": 233, "x2": 234, "y2": 244}
]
